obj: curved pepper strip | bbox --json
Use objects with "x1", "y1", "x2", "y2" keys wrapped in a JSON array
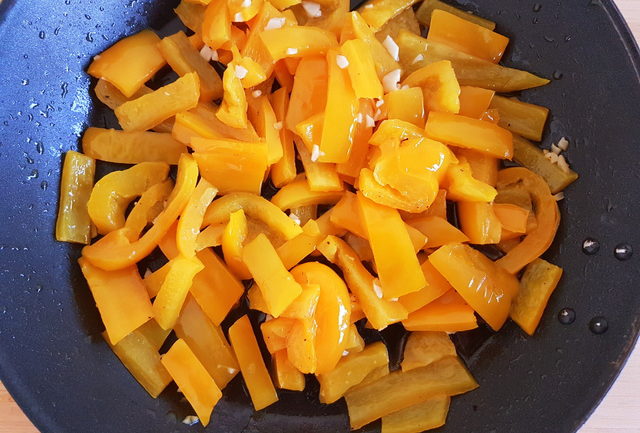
[
  {"x1": 82, "y1": 154, "x2": 199, "y2": 270},
  {"x1": 216, "y1": 63, "x2": 249, "y2": 129},
  {"x1": 271, "y1": 176, "x2": 344, "y2": 210},
  {"x1": 124, "y1": 179, "x2": 174, "y2": 241},
  {"x1": 87, "y1": 162, "x2": 170, "y2": 235},
  {"x1": 202, "y1": 192, "x2": 303, "y2": 241},
  {"x1": 496, "y1": 167, "x2": 560, "y2": 274},
  {"x1": 222, "y1": 209, "x2": 252, "y2": 280},
  {"x1": 176, "y1": 178, "x2": 218, "y2": 257}
]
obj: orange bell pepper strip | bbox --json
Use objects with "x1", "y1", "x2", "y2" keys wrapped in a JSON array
[
  {"x1": 317, "y1": 341, "x2": 389, "y2": 404},
  {"x1": 402, "y1": 60, "x2": 461, "y2": 114},
  {"x1": 243, "y1": 233, "x2": 303, "y2": 317},
  {"x1": 158, "y1": 31, "x2": 223, "y2": 101},
  {"x1": 455, "y1": 148, "x2": 499, "y2": 186},
  {"x1": 402, "y1": 290, "x2": 478, "y2": 332},
  {"x1": 415, "y1": 0, "x2": 495, "y2": 30},
  {"x1": 345, "y1": 356, "x2": 478, "y2": 430},
  {"x1": 294, "y1": 112, "x2": 323, "y2": 152},
  {"x1": 158, "y1": 221, "x2": 179, "y2": 260},
  {"x1": 458, "y1": 86, "x2": 495, "y2": 118},
  {"x1": 186, "y1": 102, "x2": 260, "y2": 142},
  {"x1": 115, "y1": 72, "x2": 200, "y2": 132},
  {"x1": 358, "y1": 193, "x2": 426, "y2": 298},
  {"x1": 318, "y1": 49, "x2": 359, "y2": 163},
  {"x1": 510, "y1": 258, "x2": 563, "y2": 335},
  {"x1": 496, "y1": 167, "x2": 560, "y2": 274},
  {"x1": 409, "y1": 216, "x2": 469, "y2": 249},
  {"x1": 270, "y1": 87, "x2": 297, "y2": 187},
  {"x1": 176, "y1": 179, "x2": 218, "y2": 258},
  {"x1": 192, "y1": 137, "x2": 267, "y2": 195},
  {"x1": 286, "y1": 314, "x2": 318, "y2": 374},
  {"x1": 383, "y1": 87, "x2": 425, "y2": 127},
  {"x1": 398, "y1": 260, "x2": 452, "y2": 313},
  {"x1": 175, "y1": 295, "x2": 240, "y2": 389},
  {"x1": 270, "y1": 0, "x2": 300, "y2": 10},
  {"x1": 428, "y1": 10, "x2": 509, "y2": 63},
  {"x1": 358, "y1": 167, "x2": 432, "y2": 214},
  {"x1": 369, "y1": 118, "x2": 424, "y2": 146},
  {"x1": 229, "y1": 47, "x2": 269, "y2": 89},
  {"x1": 381, "y1": 395, "x2": 450, "y2": 433},
  {"x1": 349, "y1": 12, "x2": 400, "y2": 79},
  {"x1": 400, "y1": 331, "x2": 456, "y2": 372},
  {"x1": 344, "y1": 323, "x2": 366, "y2": 353},
  {"x1": 426, "y1": 111, "x2": 513, "y2": 159},
  {"x1": 195, "y1": 224, "x2": 225, "y2": 251},
  {"x1": 318, "y1": 235, "x2": 408, "y2": 330},
  {"x1": 202, "y1": 0, "x2": 231, "y2": 49},
  {"x1": 281, "y1": 283, "x2": 321, "y2": 320},
  {"x1": 172, "y1": 111, "x2": 229, "y2": 144},
  {"x1": 259, "y1": 26, "x2": 338, "y2": 61},
  {"x1": 87, "y1": 162, "x2": 170, "y2": 235},
  {"x1": 56, "y1": 151, "x2": 95, "y2": 245},
  {"x1": 247, "y1": 96, "x2": 283, "y2": 164},
  {"x1": 493, "y1": 203, "x2": 529, "y2": 234},
  {"x1": 411, "y1": 188, "x2": 447, "y2": 220},
  {"x1": 429, "y1": 243, "x2": 519, "y2": 330},
  {"x1": 228, "y1": 0, "x2": 263, "y2": 22},
  {"x1": 357, "y1": 0, "x2": 419, "y2": 31},
  {"x1": 189, "y1": 247, "x2": 245, "y2": 326},
  {"x1": 289, "y1": 205, "x2": 317, "y2": 226},
  {"x1": 285, "y1": 55, "x2": 328, "y2": 133},
  {"x1": 130, "y1": 318, "x2": 171, "y2": 350},
  {"x1": 271, "y1": 176, "x2": 344, "y2": 210},
  {"x1": 175, "y1": 1, "x2": 206, "y2": 32},
  {"x1": 344, "y1": 233, "x2": 374, "y2": 263},
  {"x1": 272, "y1": 350, "x2": 305, "y2": 391},
  {"x1": 88, "y1": 30, "x2": 166, "y2": 98},
  {"x1": 290, "y1": 262, "x2": 352, "y2": 374},
  {"x1": 229, "y1": 315, "x2": 279, "y2": 410},
  {"x1": 78, "y1": 258, "x2": 153, "y2": 345},
  {"x1": 216, "y1": 64, "x2": 249, "y2": 129},
  {"x1": 221, "y1": 209, "x2": 252, "y2": 280},
  {"x1": 457, "y1": 201, "x2": 502, "y2": 245},
  {"x1": 260, "y1": 317, "x2": 295, "y2": 352},
  {"x1": 444, "y1": 160, "x2": 498, "y2": 202},
  {"x1": 276, "y1": 220, "x2": 325, "y2": 270},
  {"x1": 82, "y1": 128, "x2": 186, "y2": 165},
  {"x1": 161, "y1": 339, "x2": 222, "y2": 427},
  {"x1": 153, "y1": 255, "x2": 204, "y2": 329},
  {"x1": 142, "y1": 263, "x2": 170, "y2": 298},
  {"x1": 104, "y1": 328, "x2": 172, "y2": 398},
  {"x1": 341, "y1": 38, "x2": 383, "y2": 99},
  {"x1": 82, "y1": 154, "x2": 198, "y2": 270},
  {"x1": 294, "y1": 139, "x2": 343, "y2": 192},
  {"x1": 337, "y1": 100, "x2": 374, "y2": 179},
  {"x1": 124, "y1": 180, "x2": 174, "y2": 241},
  {"x1": 203, "y1": 192, "x2": 303, "y2": 240}
]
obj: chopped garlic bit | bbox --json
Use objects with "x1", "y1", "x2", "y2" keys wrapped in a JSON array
[
  {"x1": 199, "y1": 45, "x2": 215, "y2": 62},
  {"x1": 182, "y1": 416, "x2": 199, "y2": 426},
  {"x1": 336, "y1": 54, "x2": 349, "y2": 69},
  {"x1": 355, "y1": 113, "x2": 363, "y2": 124},
  {"x1": 553, "y1": 192, "x2": 565, "y2": 201},
  {"x1": 311, "y1": 144, "x2": 321, "y2": 162},
  {"x1": 412, "y1": 54, "x2": 424, "y2": 64},
  {"x1": 400, "y1": 84, "x2": 410, "y2": 90},
  {"x1": 241, "y1": 0, "x2": 252, "y2": 7},
  {"x1": 390, "y1": 297, "x2": 399, "y2": 302},
  {"x1": 375, "y1": 99, "x2": 384, "y2": 108},
  {"x1": 364, "y1": 3, "x2": 374, "y2": 8},
  {"x1": 289, "y1": 213, "x2": 302, "y2": 225},
  {"x1": 556, "y1": 154, "x2": 571, "y2": 173},
  {"x1": 302, "y1": 1, "x2": 322, "y2": 18},
  {"x1": 286, "y1": 47, "x2": 298, "y2": 55},
  {"x1": 551, "y1": 144, "x2": 561, "y2": 154},
  {"x1": 382, "y1": 68, "x2": 402, "y2": 93},
  {"x1": 143, "y1": 268, "x2": 152, "y2": 278},
  {"x1": 265, "y1": 17, "x2": 285, "y2": 30},
  {"x1": 557, "y1": 136, "x2": 569, "y2": 151},
  {"x1": 343, "y1": 350, "x2": 350, "y2": 356},
  {"x1": 252, "y1": 89, "x2": 262, "y2": 98},
  {"x1": 273, "y1": 121, "x2": 283, "y2": 130},
  {"x1": 265, "y1": 314, "x2": 274, "y2": 321},
  {"x1": 233, "y1": 12, "x2": 244, "y2": 22},
  {"x1": 365, "y1": 114, "x2": 375, "y2": 128},
  {"x1": 372, "y1": 279, "x2": 383, "y2": 299},
  {"x1": 210, "y1": 49, "x2": 219, "y2": 61},
  {"x1": 235, "y1": 65, "x2": 248, "y2": 79},
  {"x1": 382, "y1": 35, "x2": 400, "y2": 61}
]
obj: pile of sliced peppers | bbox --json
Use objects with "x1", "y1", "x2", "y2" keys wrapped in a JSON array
[{"x1": 56, "y1": 0, "x2": 578, "y2": 430}]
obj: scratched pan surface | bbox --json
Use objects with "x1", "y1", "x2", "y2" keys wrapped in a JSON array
[{"x1": 0, "y1": 0, "x2": 639, "y2": 432}]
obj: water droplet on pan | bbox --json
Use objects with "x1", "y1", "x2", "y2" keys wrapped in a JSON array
[
  {"x1": 558, "y1": 308, "x2": 576, "y2": 325},
  {"x1": 582, "y1": 238, "x2": 600, "y2": 255},
  {"x1": 614, "y1": 243, "x2": 633, "y2": 261},
  {"x1": 589, "y1": 317, "x2": 608, "y2": 334}
]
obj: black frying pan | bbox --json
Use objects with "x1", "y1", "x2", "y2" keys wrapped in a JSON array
[{"x1": 1, "y1": 0, "x2": 639, "y2": 432}]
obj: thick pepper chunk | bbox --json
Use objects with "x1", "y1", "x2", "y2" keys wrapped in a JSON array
[
  {"x1": 401, "y1": 331, "x2": 456, "y2": 372},
  {"x1": 272, "y1": 350, "x2": 305, "y2": 391},
  {"x1": 56, "y1": 151, "x2": 95, "y2": 245},
  {"x1": 176, "y1": 178, "x2": 218, "y2": 258},
  {"x1": 381, "y1": 395, "x2": 451, "y2": 433}
]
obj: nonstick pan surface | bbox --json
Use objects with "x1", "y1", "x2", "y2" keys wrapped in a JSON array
[{"x1": 0, "y1": 1, "x2": 639, "y2": 432}]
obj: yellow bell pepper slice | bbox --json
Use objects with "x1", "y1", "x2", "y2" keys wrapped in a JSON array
[
  {"x1": 104, "y1": 328, "x2": 171, "y2": 398},
  {"x1": 375, "y1": 7, "x2": 420, "y2": 41},
  {"x1": 457, "y1": 201, "x2": 502, "y2": 245},
  {"x1": 456, "y1": 148, "x2": 499, "y2": 186},
  {"x1": 172, "y1": 107, "x2": 255, "y2": 145},
  {"x1": 260, "y1": 26, "x2": 338, "y2": 61},
  {"x1": 228, "y1": 0, "x2": 263, "y2": 22},
  {"x1": 190, "y1": 248, "x2": 245, "y2": 326},
  {"x1": 295, "y1": 139, "x2": 343, "y2": 192},
  {"x1": 78, "y1": 258, "x2": 153, "y2": 345},
  {"x1": 82, "y1": 154, "x2": 198, "y2": 270},
  {"x1": 161, "y1": 339, "x2": 222, "y2": 427},
  {"x1": 397, "y1": 260, "x2": 452, "y2": 314},
  {"x1": 458, "y1": 86, "x2": 495, "y2": 119},
  {"x1": 202, "y1": 192, "x2": 303, "y2": 240},
  {"x1": 357, "y1": 0, "x2": 419, "y2": 31},
  {"x1": 176, "y1": 178, "x2": 218, "y2": 257},
  {"x1": 383, "y1": 87, "x2": 425, "y2": 127},
  {"x1": 286, "y1": 55, "x2": 328, "y2": 133},
  {"x1": 286, "y1": 314, "x2": 318, "y2": 374},
  {"x1": 493, "y1": 203, "x2": 530, "y2": 234},
  {"x1": 349, "y1": 12, "x2": 400, "y2": 79},
  {"x1": 192, "y1": 137, "x2": 267, "y2": 195},
  {"x1": 281, "y1": 283, "x2": 321, "y2": 320},
  {"x1": 290, "y1": 262, "x2": 351, "y2": 374},
  {"x1": 318, "y1": 235, "x2": 408, "y2": 330},
  {"x1": 260, "y1": 317, "x2": 295, "y2": 352},
  {"x1": 272, "y1": 350, "x2": 305, "y2": 391},
  {"x1": 221, "y1": 209, "x2": 252, "y2": 280},
  {"x1": 358, "y1": 193, "x2": 426, "y2": 298},
  {"x1": 88, "y1": 30, "x2": 166, "y2": 98},
  {"x1": 337, "y1": 100, "x2": 375, "y2": 179},
  {"x1": 401, "y1": 331, "x2": 456, "y2": 372},
  {"x1": 429, "y1": 243, "x2": 519, "y2": 330},
  {"x1": 243, "y1": 233, "x2": 303, "y2": 317},
  {"x1": 270, "y1": 87, "x2": 297, "y2": 187},
  {"x1": 341, "y1": 38, "x2": 383, "y2": 99},
  {"x1": 175, "y1": 295, "x2": 240, "y2": 388},
  {"x1": 202, "y1": 0, "x2": 231, "y2": 49},
  {"x1": 345, "y1": 356, "x2": 478, "y2": 430},
  {"x1": 195, "y1": 223, "x2": 225, "y2": 251},
  {"x1": 444, "y1": 160, "x2": 498, "y2": 202},
  {"x1": 415, "y1": 0, "x2": 495, "y2": 30},
  {"x1": 295, "y1": 112, "x2": 323, "y2": 152},
  {"x1": 402, "y1": 291, "x2": 478, "y2": 333},
  {"x1": 56, "y1": 151, "x2": 95, "y2": 244},
  {"x1": 317, "y1": 341, "x2": 389, "y2": 404},
  {"x1": 428, "y1": 10, "x2": 509, "y2": 63},
  {"x1": 409, "y1": 216, "x2": 469, "y2": 249},
  {"x1": 153, "y1": 255, "x2": 204, "y2": 329},
  {"x1": 271, "y1": 176, "x2": 344, "y2": 210},
  {"x1": 88, "y1": 162, "x2": 169, "y2": 235},
  {"x1": 402, "y1": 60, "x2": 460, "y2": 114},
  {"x1": 381, "y1": 395, "x2": 450, "y2": 433},
  {"x1": 130, "y1": 319, "x2": 171, "y2": 350},
  {"x1": 489, "y1": 95, "x2": 549, "y2": 142},
  {"x1": 247, "y1": 95, "x2": 283, "y2": 164},
  {"x1": 216, "y1": 63, "x2": 249, "y2": 129},
  {"x1": 358, "y1": 167, "x2": 428, "y2": 213},
  {"x1": 82, "y1": 128, "x2": 186, "y2": 165},
  {"x1": 175, "y1": 1, "x2": 206, "y2": 32},
  {"x1": 124, "y1": 180, "x2": 174, "y2": 241},
  {"x1": 289, "y1": 205, "x2": 317, "y2": 226},
  {"x1": 276, "y1": 220, "x2": 324, "y2": 270},
  {"x1": 229, "y1": 315, "x2": 279, "y2": 410},
  {"x1": 369, "y1": 118, "x2": 424, "y2": 146}
]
